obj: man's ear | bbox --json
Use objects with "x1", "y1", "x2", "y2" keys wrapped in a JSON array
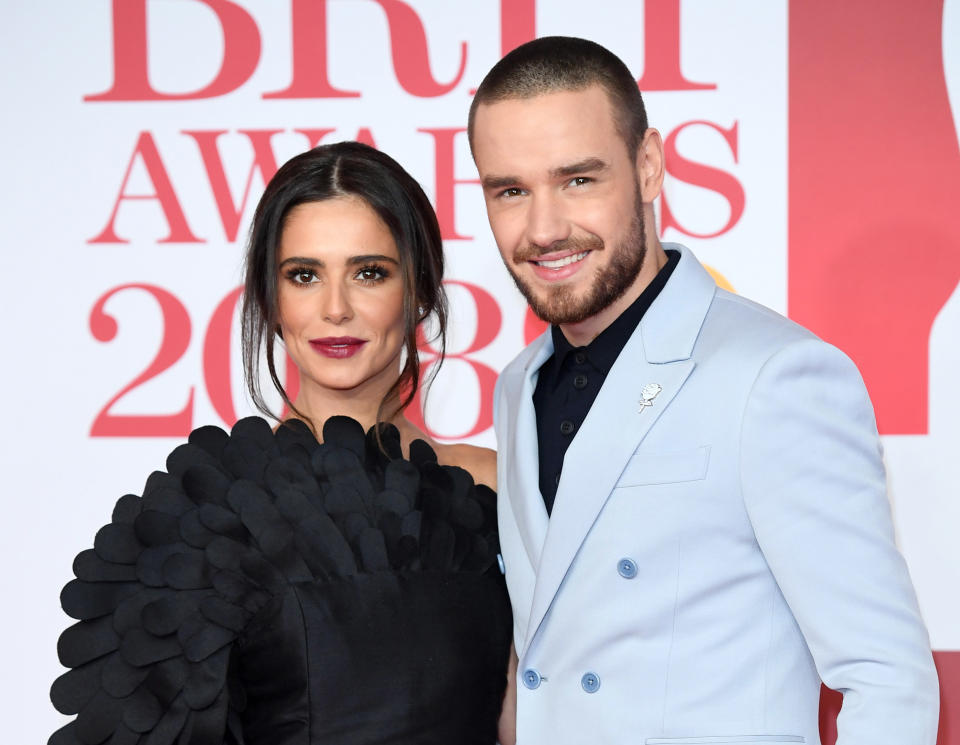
[{"x1": 636, "y1": 128, "x2": 665, "y2": 203}]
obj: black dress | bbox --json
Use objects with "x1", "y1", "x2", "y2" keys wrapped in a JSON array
[{"x1": 50, "y1": 416, "x2": 513, "y2": 745}]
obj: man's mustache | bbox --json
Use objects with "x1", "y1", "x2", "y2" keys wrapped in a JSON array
[{"x1": 514, "y1": 234, "x2": 604, "y2": 262}]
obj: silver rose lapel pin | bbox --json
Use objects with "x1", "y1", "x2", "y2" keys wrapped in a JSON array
[{"x1": 638, "y1": 383, "x2": 662, "y2": 413}]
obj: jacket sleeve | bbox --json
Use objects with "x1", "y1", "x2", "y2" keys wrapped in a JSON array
[{"x1": 740, "y1": 338, "x2": 939, "y2": 744}]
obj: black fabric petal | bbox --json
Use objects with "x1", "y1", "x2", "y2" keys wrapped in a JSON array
[
  {"x1": 57, "y1": 615, "x2": 119, "y2": 667},
  {"x1": 102, "y1": 655, "x2": 150, "y2": 698},
  {"x1": 162, "y1": 552, "x2": 210, "y2": 590},
  {"x1": 73, "y1": 549, "x2": 138, "y2": 583},
  {"x1": 141, "y1": 594, "x2": 194, "y2": 637},
  {"x1": 181, "y1": 465, "x2": 232, "y2": 508},
  {"x1": 409, "y1": 438, "x2": 438, "y2": 465},
  {"x1": 111, "y1": 494, "x2": 143, "y2": 525},
  {"x1": 120, "y1": 628, "x2": 181, "y2": 667},
  {"x1": 140, "y1": 485, "x2": 196, "y2": 517},
  {"x1": 322, "y1": 415, "x2": 366, "y2": 456},
  {"x1": 60, "y1": 579, "x2": 139, "y2": 621},
  {"x1": 134, "y1": 510, "x2": 181, "y2": 547},
  {"x1": 183, "y1": 646, "x2": 229, "y2": 709},
  {"x1": 187, "y1": 425, "x2": 229, "y2": 460},
  {"x1": 123, "y1": 686, "x2": 163, "y2": 732},
  {"x1": 178, "y1": 614, "x2": 235, "y2": 663},
  {"x1": 94, "y1": 524, "x2": 142, "y2": 565},
  {"x1": 76, "y1": 688, "x2": 125, "y2": 744},
  {"x1": 50, "y1": 657, "x2": 106, "y2": 714},
  {"x1": 166, "y1": 443, "x2": 220, "y2": 479}
]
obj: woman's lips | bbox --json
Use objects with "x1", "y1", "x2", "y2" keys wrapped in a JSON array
[{"x1": 308, "y1": 337, "x2": 368, "y2": 359}]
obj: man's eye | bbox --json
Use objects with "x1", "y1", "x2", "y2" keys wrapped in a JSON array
[
  {"x1": 569, "y1": 176, "x2": 591, "y2": 187},
  {"x1": 500, "y1": 187, "x2": 524, "y2": 198}
]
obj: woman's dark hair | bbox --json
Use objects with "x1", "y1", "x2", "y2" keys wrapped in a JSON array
[{"x1": 241, "y1": 141, "x2": 447, "y2": 432}]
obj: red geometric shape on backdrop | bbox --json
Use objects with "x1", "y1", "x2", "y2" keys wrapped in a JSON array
[{"x1": 788, "y1": 0, "x2": 960, "y2": 434}]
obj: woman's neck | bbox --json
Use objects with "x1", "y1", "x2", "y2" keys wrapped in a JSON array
[{"x1": 290, "y1": 381, "x2": 405, "y2": 439}]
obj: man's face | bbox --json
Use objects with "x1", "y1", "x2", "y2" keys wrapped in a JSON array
[{"x1": 472, "y1": 85, "x2": 657, "y2": 331}]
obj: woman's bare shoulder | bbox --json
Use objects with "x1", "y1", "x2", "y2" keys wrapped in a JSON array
[{"x1": 434, "y1": 442, "x2": 498, "y2": 491}]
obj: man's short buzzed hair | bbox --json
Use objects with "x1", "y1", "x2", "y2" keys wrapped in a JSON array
[{"x1": 468, "y1": 36, "x2": 649, "y2": 157}]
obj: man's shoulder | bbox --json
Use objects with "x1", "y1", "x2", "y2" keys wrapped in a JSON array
[{"x1": 707, "y1": 287, "x2": 819, "y2": 350}]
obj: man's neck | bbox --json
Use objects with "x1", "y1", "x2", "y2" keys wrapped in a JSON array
[{"x1": 558, "y1": 243, "x2": 669, "y2": 347}]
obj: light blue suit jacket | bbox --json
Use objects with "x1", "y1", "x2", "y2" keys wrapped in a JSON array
[{"x1": 494, "y1": 244, "x2": 939, "y2": 745}]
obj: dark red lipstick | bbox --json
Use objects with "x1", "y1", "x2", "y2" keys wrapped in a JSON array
[{"x1": 309, "y1": 336, "x2": 367, "y2": 359}]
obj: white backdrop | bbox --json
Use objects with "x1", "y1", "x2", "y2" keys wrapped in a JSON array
[{"x1": 1, "y1": 1, "x2": 957, "y2": 741}]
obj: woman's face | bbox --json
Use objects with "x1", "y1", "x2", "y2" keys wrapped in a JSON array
[{"x1": 277, "y1": 197, "x2": 407, "y2": 400}]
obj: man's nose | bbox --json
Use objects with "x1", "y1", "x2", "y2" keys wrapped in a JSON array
[{"x1": 525, "y1": 193, "x2": 571, "y2": 249}]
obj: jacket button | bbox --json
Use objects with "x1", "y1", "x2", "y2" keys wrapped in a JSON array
[
  {"x1": 617, "y1": 558, "x2": 638, "y2": 579},
  {"x1": 581, "y1": 672, "x2": 601, "y2": 693},
  {"x1": 522, "y1": 668, "x2": 542, "y2": 690},
  {"x1": 496, "y1": 553, "x2": 505, "y2": 575}
]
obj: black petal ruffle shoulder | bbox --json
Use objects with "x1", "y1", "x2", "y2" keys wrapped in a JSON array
[{"x1": 51, "y1": 416, "x2": 512, "y2": 745}]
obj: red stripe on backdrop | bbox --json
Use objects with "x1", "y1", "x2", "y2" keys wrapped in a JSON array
[
  {"x1": 819, "y1": 652, "x2": 959, "y2": 744},
  {"x1": 788, "y1": 0, "x2": 960, "y2": 435}
]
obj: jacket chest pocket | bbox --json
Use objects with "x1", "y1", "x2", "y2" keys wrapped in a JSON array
[{"x1": 615, "y1": 445, "x2": 710, "y2": 487}]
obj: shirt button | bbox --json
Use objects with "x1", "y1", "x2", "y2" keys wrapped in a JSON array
[
  {"x1": 560, "y1": 420, "x2": 575, "y2": 435},
  {"x1": 573, "y1": 374, "x2": 588, "y2": 389},
  {"x1": 574, "y1": 352, "x2": 586, "y2": 365},
  {"x1": 581, "y1": 672, "x2": 601, "y2": 693},
  {"x1": 522, "y1": 668, "x2": 542, "y2": 690},
  {"x1": 617, "y1": 558, "x2": 638, "y2": 579}
]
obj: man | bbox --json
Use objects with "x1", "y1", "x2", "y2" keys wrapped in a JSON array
[{"x1": 469, "y1": 36, "x2": 939, "y2": 744}]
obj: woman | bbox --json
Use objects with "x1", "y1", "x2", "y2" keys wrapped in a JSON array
[{"x1": 50, "y1": 142, "x2": 515, "y2": 745}]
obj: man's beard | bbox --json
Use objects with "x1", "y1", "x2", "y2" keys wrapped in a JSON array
[{"x1": 507, "y1": 190, "x2": 647, "y2": 326}]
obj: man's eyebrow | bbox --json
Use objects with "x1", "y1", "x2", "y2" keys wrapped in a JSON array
[
  {"x1": 481, "y1": 175, "x2": 521, "y2": 190},
  {"x1": 549, "y1": 157, "x2": 609, "y2": 179},
  {"x1": 480, "y1": 158, "x2": 609, "y2": 190}
]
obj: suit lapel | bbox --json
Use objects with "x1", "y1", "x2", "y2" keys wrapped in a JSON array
[
  {"x1": 521, "y1": 244, "x2": 717, "y2": 653},
  {"x1": 503, "y1": 332, "x2": 554, "y2": 575}
]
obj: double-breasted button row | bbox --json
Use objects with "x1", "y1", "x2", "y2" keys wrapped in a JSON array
[{"x1": 522, "y1": 669, "x2": 601, "y2": 693}]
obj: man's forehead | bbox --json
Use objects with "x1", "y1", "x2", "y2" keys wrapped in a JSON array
[{"x1": 472, "y1": 87, "x2": 621, "y2": 172}]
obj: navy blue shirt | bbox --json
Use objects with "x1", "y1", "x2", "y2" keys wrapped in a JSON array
[{"x1": 532, "y1": 249, "x2": 680, "y2": 514}]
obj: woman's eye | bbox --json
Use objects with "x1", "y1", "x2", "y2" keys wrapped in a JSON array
[
  {"x1": 294, "y1": 270, "x2": 316, "y2": 284},
  {"x1": 356, "y1": 266, "x2": 387, "y2": 282}
]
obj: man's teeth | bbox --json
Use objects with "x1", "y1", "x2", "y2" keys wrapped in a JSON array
[{"x1": 535, "y1": 251, "x2": 589, "y2": 269}]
